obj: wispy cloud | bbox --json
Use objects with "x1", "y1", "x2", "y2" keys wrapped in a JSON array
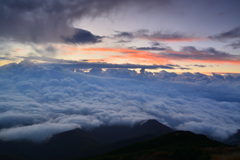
[
  {"x1": 139, "y1": 32, "x2": 204, "y2": 42},
  {"x1": 163, "y1": 46, "x2": 240, "y2": 65},
  {"x1": 209, "y1": 26, "x2": 240, "y2": 40},
  {"x1": 227, "y1": 40, "x2": 240, "y2": 49},
  {"x1": 209, "y1": 26, "x2": 240, "y2": 49},
  {"x1": 113, "y1": 30, "x2": 204, "y2": 43}
]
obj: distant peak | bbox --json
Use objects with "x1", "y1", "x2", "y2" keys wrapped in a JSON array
[{"x1": 139, "y1": 119, "x2": 161, "y2": 126}]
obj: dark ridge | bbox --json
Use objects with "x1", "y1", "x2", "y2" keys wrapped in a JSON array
[
  {"x1": 89, "y1": 119, "x2": 174, "y2": 143},
  {"x1": 225, "y1": 129, "x2": 240, "y2": 145},
  {"x1": 0, "y1": 154, "x2": 26, "y2": 160},
  {"x1": 0, "y1": 128, "x2": 102, "y2": 160},
  {"x1": 79, "y1": 131, "x2": 227, "y2": 160},
  {"x1": 3, "y1": 120, "x2": 234, "y2": 160},
  {"x1": 39, "y1": 128, "x2": 104, "y2": 160},
  {"x1": 112, "y1": 131, "x2": 225, "y2": 154},
  {"x1": 0, "y1": 119, "x2": 174, "y2": 160}
]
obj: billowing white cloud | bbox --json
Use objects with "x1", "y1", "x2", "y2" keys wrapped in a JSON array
[
  {"x1": 0, "y1": 61, "x2": 240, "y2": 141},
  {"x1": 0, "y1": 123, "x2": 80, "y2": 142}
]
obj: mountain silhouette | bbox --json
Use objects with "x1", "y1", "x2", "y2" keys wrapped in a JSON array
[
  {"x1": 225, "y1": 129, "x2": 240, "y2": 145},
  {"x1": 0, "y1": 119, "x2": 174, "y2": 160},
  {"x1": 1, "y1": 120, "x2": 237, "y2": 160},
  {"x1": 78, "y1": 131, "x2": 227, "y2": 160},
  {"x1": 89, "y1": 119, "x2": 174, "y2": 143}
]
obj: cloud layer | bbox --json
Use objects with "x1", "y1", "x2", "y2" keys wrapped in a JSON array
[{"x1": 0, "y1": 61, "x2": 240, "y2": 142}]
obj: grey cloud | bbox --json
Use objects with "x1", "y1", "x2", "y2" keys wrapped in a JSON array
[
  {"x1": 0, "y1": 0, "x2": 171, "y2": 43},
  {"x1": 193, "y1": 64, "x2": 206, "y2": 68},
  {"x1": 0, "y1": 62, "x2": 240, "y2": 142},
  {"x1": 63, "y1": 29, "x2": 102, "y2": 44},
  {"x1": 136, "y1": 47, "x2": 166, "y2": 51},
  {"x1": 113, "y1": 31, "x2": 135, "y2": 43},
  {"x1": 45, "y1": 46, "x2": 57, "y2": 54},
  {"x1": 148, "y1": 32, "x2": 188, "y2": 40},
  {"x1": 163, "y1": 46, "x2": 240, "y2": 61},
  {"x1": 114, "y1": 32, "x2": 134, "y2": 39},
  {"x1": 186, "y1": 64, "x2": 207, "y2": 68},
  {"x1": 184, "y1": 46, "x2": 235, "y2": 58},
  {"x1": 32, "y1": 45, "x2": 58, "y2": 57},
  {"x1": 113, "y1": 29, "x2": 200, "y2": 43},
  {"x1": 151, "y1": 42, "x2": 161, "y2": 46},
  {"x1": 209, "y1": 26, "x2": 240, "y2": 40},
  {"x1": 137, "y1": 31, "x2": 200, "y2": 42},
  {"x1": 179, "y1": 67, "x2": 191, "y2": 70},
  {"x1": 228, "y1": 40, "x2": 240, "y2": 49}
]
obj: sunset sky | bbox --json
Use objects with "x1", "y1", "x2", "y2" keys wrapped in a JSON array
[
  {"x1": 0, "y1": 0, "x2": 240, "y2": 74},
  {"x1": 1, "y1": 0, "x2": 240, "y2": 142}
]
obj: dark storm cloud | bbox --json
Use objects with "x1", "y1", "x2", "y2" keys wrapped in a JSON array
[
  {"x1": 63, "y1": 29, "x2": 102, "y2": 44},
  {"x1": 0, "y1": 0, "x2": 171, "y2": 43},
  {"x1": 209, "y1": 26, "x2": 240, "y2": 40},
  {"x1": 0, "y1": 61, "x2": 240, "y2": 142}
]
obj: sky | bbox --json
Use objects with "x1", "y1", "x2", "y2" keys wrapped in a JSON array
[
  {"x1": 0, "y1": 0, "x2": 240, "y2": 143},
  {"x1": 0, "y1": 0, "x2": 240, "y2": 73}
]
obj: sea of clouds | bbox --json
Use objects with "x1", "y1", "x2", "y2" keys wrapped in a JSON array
[{"x1": 0, "y1": 61, "x2": 240, "y2": 142}]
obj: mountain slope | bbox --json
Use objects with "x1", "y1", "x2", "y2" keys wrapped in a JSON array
[
  {"x1": 40, "y1": 128, "x2": 104, "y2": 160},
  {"x1": 79, "y1": 131, "x2": 226, "y2": 160},
  {"x1": 225, "y1": 129, "x2": 240, "y2": 145},
  {"x1": 0, "y1": 128, "x2": 102, "y2": 160},
  {"x1": 90, "y1": 119, "x2": 174, "y2": 143},
  {"x1": 0, "y1": 119, "x2": 174, "y2": 160}
]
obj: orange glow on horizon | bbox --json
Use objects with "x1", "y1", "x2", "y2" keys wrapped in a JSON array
[
  {"x1": 79, "y1": 47, "x2": 169, "y2": 65},
  {"x1": 60, "y1": 46, "x2": 240, "y2": 66}
]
